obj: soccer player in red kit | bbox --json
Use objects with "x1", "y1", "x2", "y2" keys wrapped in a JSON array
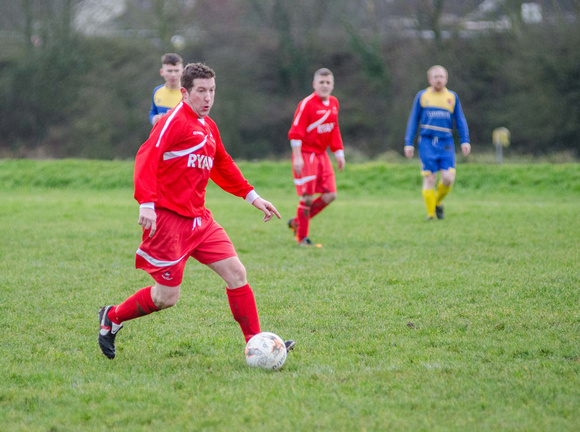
[
  {"x1": 288, "y1": 68, "x2": 345, "y2": 247},
  {"x1": 98, "y1": 63, "x2": 295, "y2": 359}
]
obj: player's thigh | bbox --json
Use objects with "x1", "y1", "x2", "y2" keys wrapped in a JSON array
[
  {"x1": 151, "y1": 282, "x2": 181, "y2": 308},
  {"x1": 136, "y1": 209, "x2": 192, "y2": 287},
  {"x1": 206, "y1": 256, "x2": 247, "y2": 289},
  {"x1": 419, "y1": 153, "x2": 439, "y2": 177},
  {"x1": 190, "y1": 220, "x2": 238, "y2": 266},
  {"x1": 316, "y1": 153, "x2": 337, "y2": 194},
  {"x1": 294, "y1": 151, "x2": 319, "y2": 196},
  {"x1": 439, "y1": 150, "x2": 456, "y2": 174},
  {"x1": 418, "y1": 137, "x2": 439, "y2": 176}
]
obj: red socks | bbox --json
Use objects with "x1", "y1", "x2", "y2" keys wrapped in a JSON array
[
  {"x1": 108, "y1": 286, "x2": 159, "y2": 324},
  {"x1": 107, "y1": 284, "x2": 261, "y2": 343},
  {"x1": 227, "y1": 284, "x2": 261, "y2": 342},
  {"x1": 296, "y1": 200, "x2": 310, "y2": 241},
  {"x1": 295, "y1": 197, "x2": 329, "y2": 240},
  {"x1": 308, "y1": 197, "x2": 328, "y2": 219}
]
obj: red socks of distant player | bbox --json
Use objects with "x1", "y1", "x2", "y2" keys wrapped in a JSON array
[
  {"x1": 295, "y1": 197, "x2": 328, "y2": 241},
  {"x1": 227, "y1": 284, "x2": 261, "y2": 342},
  {"x1": 296, "y1": 200, "x2": 310, "y2": 241},
  {"x1": 308, "y1": 197, "x2": 328, "y2": 219},
  {"x1": 107, "y1": 286, "x2": 159, "y2": 324}
]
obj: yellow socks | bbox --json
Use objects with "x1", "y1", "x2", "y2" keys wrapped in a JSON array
[
  {"x1": 423, "y1": 183, "x2": 451, "y2": 218},
  {"x1": 422, "y1": 189, "x2": 436, "y2": 218},
  {"x1": 435, "y1": 183, "x2": 451, "y2": 206}
]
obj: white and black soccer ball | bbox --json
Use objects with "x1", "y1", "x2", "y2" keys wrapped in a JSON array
[{"x1": 245, "y1": 332, "x2": 287, "y2": 370}]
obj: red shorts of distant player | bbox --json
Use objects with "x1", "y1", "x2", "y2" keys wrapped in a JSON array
[
  {"x1": 135, "y1": 208, "x2": 237, "y2": 287},
  {"x1": 292, "y1": 151, "x2": 336, "y2": 196}
]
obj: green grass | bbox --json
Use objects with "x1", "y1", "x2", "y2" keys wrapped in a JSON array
[{"x1": 0, "y1": 159, "x2": 578, "y2": 431}]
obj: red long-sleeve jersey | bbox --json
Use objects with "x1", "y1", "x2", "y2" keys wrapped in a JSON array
[
  {"x1": 288, "y1": 92, "x2": 344, "y2": 154},
  {"x1": 134, "y1": 101, "x2": 254, "y2": 218}
]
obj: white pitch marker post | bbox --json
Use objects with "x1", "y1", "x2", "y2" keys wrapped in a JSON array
[{"x1": 493, "y1": 127, "x2": 510, "y2": 164}]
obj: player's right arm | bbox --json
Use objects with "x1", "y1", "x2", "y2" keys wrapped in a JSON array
[
  {"x1": 288, "y1": 96, "x2": 312, "y2": 176},
  {"x1": 404, "y1": 92, "x2": 422, "y2": 158},
  {"x1": 138, "y1": 206, "x2": 157, "y2": 237},
  {"x1": 290, "y1": 142, "x2": 304, "y2": 176},
  {"x1": 134, "y1": 115, "x2": 180, "y2": 236},
  {"x1": 134, "y1": 135, "x2": 162, "y2": 236}
]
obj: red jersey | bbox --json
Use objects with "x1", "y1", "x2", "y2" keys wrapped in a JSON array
[
  {"x1": 134, "y1": 101, "x2": 254, "y2": 218},
  {"x1": 288, "y1": 92, "x2": 344, "y2": 154}
]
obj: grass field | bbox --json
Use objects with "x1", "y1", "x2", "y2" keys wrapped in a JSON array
[{"x1": 0, "y1": 159, "x2": 578, "y2": 431}]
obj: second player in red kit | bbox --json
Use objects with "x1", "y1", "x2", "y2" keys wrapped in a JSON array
[{"x1": 288, "y1": 68, "x2": 345, "y2": 247}]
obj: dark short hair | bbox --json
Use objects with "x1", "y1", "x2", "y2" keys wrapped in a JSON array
[
  {"x1": 161, "y1": 53, "x2": 183, "y2": 66},
  {"x1": 181, "y1": 63, "x2": 216, "y2": 91}
]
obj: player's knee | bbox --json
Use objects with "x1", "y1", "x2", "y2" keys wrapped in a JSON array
[
  {"x1": 152, "y1": 283, "x2": 181, "y2": 309},
  {"x1": 225, "y1": 260, "x2": 247, "y2": 288},
  {"x1": 441, "y1": 172, "x2": 455, "y2": 186},
  {"x1": 157, "y1": 297, "x2": 178, "y2": 309},
  {"x1": 322, "y1": 192, "x2": 337, "y2": 204},
  {"x1": 423, "y1": 175, "x2": 437, "y2": 189},
  {"x1": 302, "y1": 195, "x2": 314, "y2": 206},
  {"x1": 233, "y1": 262, "x2": 247, "y2": 283}
]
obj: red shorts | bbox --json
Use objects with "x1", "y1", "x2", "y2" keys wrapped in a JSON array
[
  {"x1": 292, "y1": 151, "x2": 336, "y2": 196},
  {"x1": 135, "y1": 208, "x2": 237, "y2": 287}
]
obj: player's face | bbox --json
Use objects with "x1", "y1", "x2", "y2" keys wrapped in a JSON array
[
  {"x1": 428, "y1": 67, "x2": 448, "y2": 92},
  {"x1": 313, "y1": 74, "x2": 334, "y2": 101},
  {"x1": 160, "y1": 63, "x2": 184, "y2": 89},
  {"x1": 181, "y1": 78, "x2": 215, "y2": 118}
]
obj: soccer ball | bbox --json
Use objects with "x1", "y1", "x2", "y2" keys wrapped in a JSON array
[{"x1": 245, "y1": 332, "x2": 287, "y2": 370}]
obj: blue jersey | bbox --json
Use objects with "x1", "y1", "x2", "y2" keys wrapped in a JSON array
[
  {"x1": 404, "y1": 87, "x2": 469, "y2": 147},
  {"x1": 149, "y1": 85, "x2": 183, "y2": 125}
]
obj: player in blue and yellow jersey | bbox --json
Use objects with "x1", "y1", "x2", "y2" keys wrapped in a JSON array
[
  {"x1": 404, "y1": 65, "x2": 471, "y2": 220},
  {"x1": 149, "y1": 53, "x2": 184, "y2": 126}
]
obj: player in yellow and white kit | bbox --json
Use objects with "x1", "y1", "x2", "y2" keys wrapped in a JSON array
[{"x1": 149, "y1": 53, "x2": 184, "y2": 126}]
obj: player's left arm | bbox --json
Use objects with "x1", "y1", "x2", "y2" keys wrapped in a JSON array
[
  {"x1": 149, "y1": 90, "x2": 160, "y2": 125},
  {"x1": 329, "y1": 100, "x2": 346, "y2": 172},
  {"x1": 453, "y1": 94, "x2": 471, "y2": 156},
  {"x1": 335, "y1": 150, "x2": 345, "y2": 172}
]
